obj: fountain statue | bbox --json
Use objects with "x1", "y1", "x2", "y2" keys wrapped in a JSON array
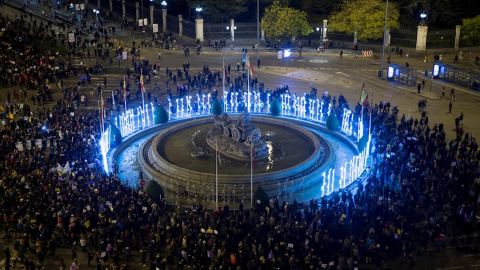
[{"x1": 207, "y1": 110, "x2": 268, "y2": 160}]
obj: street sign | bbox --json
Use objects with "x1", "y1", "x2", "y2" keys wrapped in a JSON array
[
  {"x1": 140, "y1": 180, "x2": 146, "y2": 186},
  {"x1": 80, "y1": 4, "x2": 84, "y2": 10},
  {"x1": 143, "y1": 18, "x2": 148, "y2": 25},
  {"x1": 277, "y1": 51, "x2": 282, "y2": 59},
  {"x1": 68, "y1": 33, "x2": 75, "y2": 43},
  {"x1": 122, "y1": 51, "x2": 127, "y2": 60},
  {"x1": 139, "y1": 19, "x2": 143, "y2": 26},
  {"x1": 153, "y1": 24, "x2": 158, "y2": 33},
  {"x1": 75, "y1": 4, "x2": 80, "y2": 10}
]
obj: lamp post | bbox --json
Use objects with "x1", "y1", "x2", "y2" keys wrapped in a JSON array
[
  {"x1": 380, "y1": 0, "x2": 388, "y2": 79},
  {"x1": 195, "y1": 7, "x2": 203, "y2": 19},
  {"x1": 195, "y1": 7, "x2": 204, "y2": 42},
  {"x1": 316, "y1": 27, "x2": 322, "y2": 47},
  {"x1": 161, "y1": 0, "x2": 167, "y2": 33},
  {"x1": 93, "y1": 9, "x2": 99, "y2": 29}
]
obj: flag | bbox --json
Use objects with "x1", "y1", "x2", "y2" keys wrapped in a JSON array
[
  {"x1": 248, "y1": 60, "x2": 255, "y2": 77},
  {"x1": 268, "y1": 250, "x2": 274, "y2": 260},
  {"x1": 140, "y1": 74, "x2": 145, "y2": 94},
  {"x1": 359, "y1": 80, "x2": 368, "y2": 106},
  {"x1": 216, "y1": 141, "x2": 222, "y2": 166}
]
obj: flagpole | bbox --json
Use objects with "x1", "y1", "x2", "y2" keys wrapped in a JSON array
[
  {"x1": 369, "y1": 89, "x2": 373, "y2": 138},
  {"x1": 124, "y1": 75, "x2": 127, "y2": 113},
  {"x1": 216, "y1": 139, "x2": 219, "y2": 211},
  {"x1": 100, "y1": 90, "x2": 104, "y2": 134},
  {"x1": 222, "y1": 57, "x2": 225, "y2": 97},
  {"x1": 247, "y1": 56, "x2": 250, "y2": 112},
  {"x1": 141, "y1": 68, "x2": 145, "y2": 129},
  {"x1": 251, "y1": 140, "x2": 253, "y2": 209},
  {"x1": 360, "y1": 105, "x2": 363, "y2": 142}
]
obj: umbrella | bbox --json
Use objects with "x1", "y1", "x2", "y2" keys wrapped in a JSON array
[{"x1": 81, "y1": 75, "x2": 87, "y2": 82}]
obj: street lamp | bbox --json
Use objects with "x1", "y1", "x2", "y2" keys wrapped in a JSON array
[
  {"x1": 195, "y1": 7, "x2": 203, "y2": 19},
  {"x1": 420, "y1": 12, "x2": 427, "y2": 26},
  {"x1": 93, "y1": 9, "x2": 99, "y2": 28},
  {"x1": 161, "y1": 0, "x2": 167, "y2": 7},
  {"x1": 316, "y1": 27, "x2": 322, "y2": 46},
  {"x1": 380, "y1": 0, "x2": 388, "y2": 79}
]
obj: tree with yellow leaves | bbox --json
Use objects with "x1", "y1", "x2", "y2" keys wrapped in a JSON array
[
  {"x1": 261, "y1": 1, "x2": 313, "y2": 42},
  {"x1": 329, "y1": 0, "x2": 400, "y2": 42}
]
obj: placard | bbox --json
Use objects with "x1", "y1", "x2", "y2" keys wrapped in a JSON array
[{"x1": 287, "y1": 243, "x2": 293, "y2": 248}]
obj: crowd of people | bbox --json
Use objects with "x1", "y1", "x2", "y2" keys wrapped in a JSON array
[{"x1": 2, "y1": 5, "x2": 480, "y2": 270}]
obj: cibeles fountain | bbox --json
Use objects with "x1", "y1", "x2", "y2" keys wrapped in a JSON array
[
  {"x1": 113, "y1": 110, "x2": 358, "y2": 207},
  {"x1": 208, "y1": 111, "x2": 268, "y2": 161}
]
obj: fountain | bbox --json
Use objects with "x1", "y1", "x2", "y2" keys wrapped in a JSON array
[{"x1": 207, "y1": 110, "x2": 268, "y2": 160}]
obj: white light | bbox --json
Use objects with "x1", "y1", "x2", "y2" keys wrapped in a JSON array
[
  {"x1": 161, "y1": 0, "x2": 167, "y2": 6},
  {"x1": 195, "y1": 7, "x2": 203, "y2": 12},
  {"x1": 420, "y1": 13, "x2": 426, "y2": 18}
]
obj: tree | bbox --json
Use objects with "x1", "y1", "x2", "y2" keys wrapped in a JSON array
[
  {"x1": 186, "y1": 0, "x2": 248, "y2": 22},
  {"x1": 462, "y1": 15, "x2": 480, "y2": 46},
  {"x1": 326, "y1": 113, "x2": 340, "y2": 131},
  {"x1": 154, "y1": 104, "x2": 169, "y2": 124},
  {"x1": 145, "y1": 180, "x2": 165, "y2": 200},
  {"x1": 329, "y1": 0, "x2": 400, "y2": 41},
  {"x1": 261, "y1": 0, "x2": 313, "y2": 41},
  {"x1": 109, "y1": 124, "x2": 122, "y2": 147},
  {"x1": 270, "y1": 99, "x2": 282, "y2": 116},
  {"x1": 211, "y1": 99, "x2": 223, "y2": 115}
]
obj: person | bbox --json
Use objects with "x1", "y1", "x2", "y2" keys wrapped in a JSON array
[
  {"x1": 454, "y1": 54, "x2": 459, "y2": 64},
  {"x1": 422, "y1": 79, "x2": 425, "y2": 90},
  {"x1": 417, "y1": 82, "x2": 421, "y2": 94},
  {"x1": 158, "y1": 50, "x2": 161, "y2": 59},
  {"x1": 450, "y1": 88, "x2": 456, "y2": 101},
  {"x1": 237, "y1": 61, "x2": 240, "y2": 71},
  {"x1": 340, "y1": 50, "x2": 343, "y2": 58},
  {"x1": 449, "y1": 101, "x2": 452, "y2": 113}
]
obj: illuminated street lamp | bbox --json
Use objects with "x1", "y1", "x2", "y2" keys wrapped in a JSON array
[
  {"x1": 420, "y1": 12, "x2": 427, "y2": 25},
  {"x1": 195, "y1": 7, "x2": 203, "y2": 19},
  {"x1": 161, "y1": 0, "x2": 167, "y2": 7}
]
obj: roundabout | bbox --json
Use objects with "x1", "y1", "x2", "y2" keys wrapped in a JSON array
[{"x1": 109, "y1": 112, "x2": 361, "y2": 208}]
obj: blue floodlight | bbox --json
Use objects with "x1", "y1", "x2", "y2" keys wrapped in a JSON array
[{"x1": 284, "y1": 49, "x2": 291, "y2": 58}]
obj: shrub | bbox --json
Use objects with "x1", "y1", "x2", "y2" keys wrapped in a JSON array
[
  {"x1": 211, "y1": 99, "x2": 223, "y2": 115},
  {"x1": 145, "y1": 180, "x2": 165, "y2": 200},
  {"x1": 270, "y1": 99, "x2": 282, "y2": 116},
  {"x1": 326, "y1": 113, "x2": 340, "y2": 131},
  {"x1": 154, "y1": 104, "x2": 169, "y2": 124},
  {"x1": 109, "y1": 124, "x2": 122, "y2": 147},
  {"x1": 252, "y1": 187, "x2": 269, "y2": 211}
]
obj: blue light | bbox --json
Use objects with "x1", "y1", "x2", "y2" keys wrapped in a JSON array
[{"x1": 433, "y1": 64, "x2": 439, "y2": 77}]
